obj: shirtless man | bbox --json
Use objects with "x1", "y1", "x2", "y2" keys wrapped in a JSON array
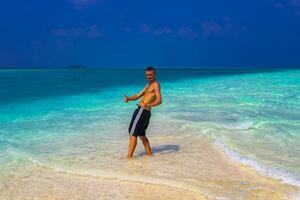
[{"x1": 124, "y1": 66, "x2": 162, "y2": 159}]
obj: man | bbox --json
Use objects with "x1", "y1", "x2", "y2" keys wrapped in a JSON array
[{"x1": 124, "y1": 66, "x2": 162, "y2": 159}]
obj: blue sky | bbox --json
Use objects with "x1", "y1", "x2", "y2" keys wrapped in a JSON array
[{"x1": 0, "y1": 0, "x2": 299, "y2": 68}]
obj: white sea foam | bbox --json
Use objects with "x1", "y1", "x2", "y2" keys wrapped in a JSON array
[
  {"x1": 219, "y1": 121, "x2": 254, "y2": 130},
  {"x1": 215, "y1": 139, "x2": 300, "y2": 190}
]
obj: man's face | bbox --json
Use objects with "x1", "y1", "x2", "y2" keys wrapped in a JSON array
[{"x1": 145, "y1": 70, "x2": 155, "y2": 82}]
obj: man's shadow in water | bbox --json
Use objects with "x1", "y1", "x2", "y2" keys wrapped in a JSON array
[{"x1": 136, "y1": 144, "x2": 180, "y2": 157}]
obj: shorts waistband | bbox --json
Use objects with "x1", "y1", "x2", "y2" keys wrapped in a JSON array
[{"x1": 136, "y1": 104, "x2": 151, "y2": 112}]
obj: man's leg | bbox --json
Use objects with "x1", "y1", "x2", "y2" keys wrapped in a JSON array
[
  {"x1": 139, "y1": 136, "x2": 152, "y2": 156},
  {"x1": 127, "y1": 135, "x2": 137, "y2": 159}
]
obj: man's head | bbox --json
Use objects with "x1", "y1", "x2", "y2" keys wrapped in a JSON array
[{"x1": 145, "y1": 66, "x2": 156, "y2": 82}]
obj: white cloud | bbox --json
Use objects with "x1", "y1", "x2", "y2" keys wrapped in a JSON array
[
  {"x1": 52, "y1": 25, "x2": 102, "y2": 38},
  {"x1": 200, "y1": 20, "x2": 223, "y2": 37},
  {"x1": 153, "y1": 27, "x2": 173, "y2": 35},
  {"x1": 140, "y1": 23, "x2": 151, "y2": 33},
  {"x1": 178, "y1": 27, "x2": 198, "y2": 38},
  {"x1": 69, "y1": 0, "x2": 98, "y2": 10}
]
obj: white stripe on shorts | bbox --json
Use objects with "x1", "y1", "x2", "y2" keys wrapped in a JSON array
[{"x1": 130, "y1": 107, "x2": 144, "y2": 136}]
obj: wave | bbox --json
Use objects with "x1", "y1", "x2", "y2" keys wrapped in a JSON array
[
  {"x1": 215, "y1": 139, "x2": 300, "y2": 188},
  {"x1": 213, "y1": 120, "x2": 269, "y2": 131},
  {"x1": 0, "y1": 140, "x2": 19, "y2": 154}
]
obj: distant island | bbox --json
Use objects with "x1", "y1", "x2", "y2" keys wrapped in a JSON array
[
  {"x1": 66, "y1": 65, "x2": 88, "y2": 69},
  {"x1": 0, "y1": 65, "x2": 89, "y2": 70}
]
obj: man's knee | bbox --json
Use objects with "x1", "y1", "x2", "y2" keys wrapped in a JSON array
[
  {"x1": 139, "y1": 136, "x2": 148, "y2": 143},
  {"x1": 130, "y1": 135, "x2": 137, "y2": 142}
]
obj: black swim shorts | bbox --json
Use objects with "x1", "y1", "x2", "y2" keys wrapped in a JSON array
[{"x1": 128, "y1": 105, "x2": 151, "y2": 137}]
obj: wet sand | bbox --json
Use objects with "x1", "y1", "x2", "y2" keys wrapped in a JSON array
[{"x1": 0, "y1": 133, "x2": 298, "y2": 200}]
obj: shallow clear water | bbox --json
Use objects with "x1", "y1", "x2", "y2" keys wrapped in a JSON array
[{"x1": 0, "y1": 68, "x2": 299, "y2": 191}]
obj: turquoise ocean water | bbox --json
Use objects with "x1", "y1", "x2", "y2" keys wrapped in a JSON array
[{"x1": 0, "y1": 68, "x2": 300, "y2": 190}]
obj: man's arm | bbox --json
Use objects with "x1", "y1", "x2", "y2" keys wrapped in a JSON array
[
  {"x1": 144, "y1": 83, "x2": 162, "y2": 108},
  {"x1": 124, "y1": 85, "x2": 147, "y2": 102}
]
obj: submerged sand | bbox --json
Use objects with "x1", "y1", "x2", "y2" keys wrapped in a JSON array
[{"x1": 0, "y1": 133, "x2": 299, "y2": 200}]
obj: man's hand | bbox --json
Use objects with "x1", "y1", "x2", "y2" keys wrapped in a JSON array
[{"x1": 124, "y1": 95, "x2": 129, "y2": 103}]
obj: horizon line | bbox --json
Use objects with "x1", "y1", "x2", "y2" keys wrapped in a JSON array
[{"x1": 0, "y1": 66, "x2": 299, "y2": 70}]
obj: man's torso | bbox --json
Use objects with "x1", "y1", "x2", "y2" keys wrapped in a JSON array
[{"x1": 139, "y1": 81, "x2": 157, "y2": 110}]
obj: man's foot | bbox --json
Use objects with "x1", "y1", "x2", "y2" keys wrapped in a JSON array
[
  {"x1": 146, "y1": 153, "x2": 153, "y2": 158},
  {"x1": 127, "y1": 155, "x2": 133, "y2": 160}
]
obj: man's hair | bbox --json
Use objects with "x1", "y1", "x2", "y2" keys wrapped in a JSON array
[{"x1": 146, "y1": 66, "x2": 156, "y2": 73}]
